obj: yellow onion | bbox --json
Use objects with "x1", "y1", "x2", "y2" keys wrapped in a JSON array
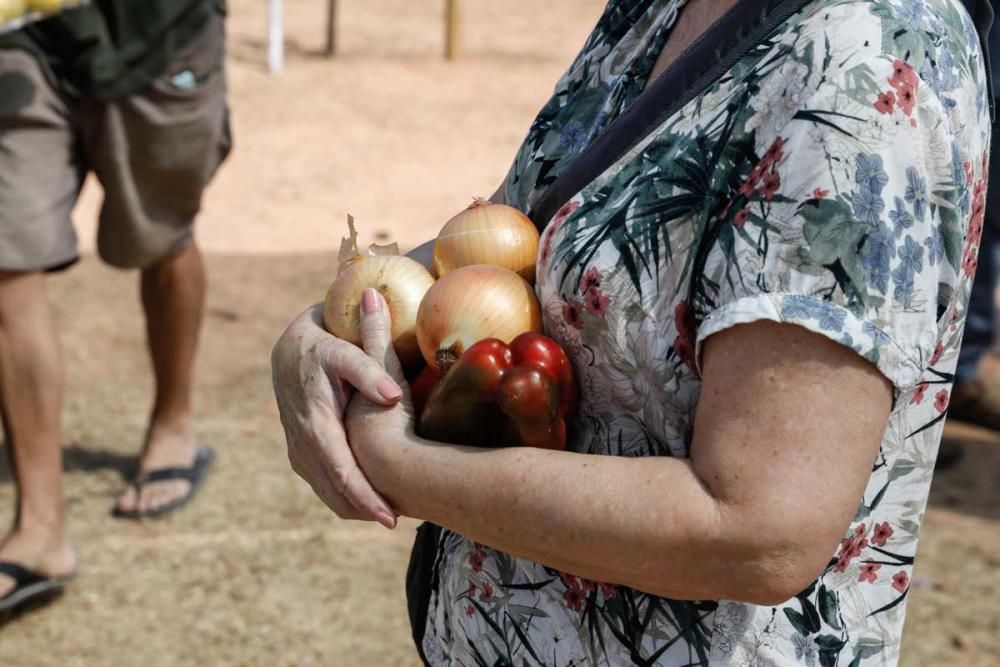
[
  {"x1": 0, "y1": 0, "x2": 26, "y2": 22},
  {"x1": 434, "y1": 198, "x2": 540, "y2": 284},
  {"x1": 27, "y1": 0, "x2": 63, "y2": 13},
  {"x1": 417, "y1": 264, "x2": 542, "y2": 371},
  {"x1": 324, "y1": 255, "x2": 435, "y2": 370},
  {"x1": 323, "y1": 215, "x2": 435, "y2": 371}
]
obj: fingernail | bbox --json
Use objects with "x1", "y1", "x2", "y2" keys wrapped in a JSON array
[
  {"x1": 375, "y1": 510, "x2": 397, "y2": 529},
  {"x1": 378, "y1": 377, "x2": 403, "y2": 401},
  {"x1": 361, "y1": 288, "x2": 381, "y2": 314}
]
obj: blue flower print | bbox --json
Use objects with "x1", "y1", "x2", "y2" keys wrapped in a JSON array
[
  {"x1": 951, "y1": 143, "x2": 966, "y2": 186},
  {"x1": 862, "y1": 321, "x2": 892, "y2": 348},
  {"x1": 861, "y1": 222, "x2": 895, "y2": 294},
  {"x1": 792, "y1": 634, "x2": 819, "y2": 666},
  {"x1": 855, "y1": 153, "x2": 889, "y2": 195},
  {"x1": 892, "y1": 264, "x2": 916, "y2": 307},
  {"x1": 782, "y1": 295, "x2": 820, "y2": 319},
  {"x1": 898, "y1": 2, "x2": 925, "y2": 27},
  {"x1": 853, "y1": 188, "x2": 886, "y2": 226},
  {"x1": 781, "y1": 296, "x2": 844, "y2": 331},
  {"x1": 889, "y1": 197, "x2": 914, "y2": 237},
  {"x1": 559, "y1": 120, "x2": 588, "y2": 152},
  {"x1": 905, "y1": 167, "x2": 928, "y2": 221},
  {"x1": 898, "y1": 235, "x2": 924, "y2": 274},
  {"x1": 815, "y1": 301, "x2": 847, "y2": 332},
  {"x1": 925, "y1": 230, "x2": 945, "y2": 266}
]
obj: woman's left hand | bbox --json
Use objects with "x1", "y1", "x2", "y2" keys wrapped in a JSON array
[{"x1": 344, "y1": 288, "x2": 418, "y2": 487}]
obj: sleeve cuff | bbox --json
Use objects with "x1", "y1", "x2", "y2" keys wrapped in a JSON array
[{"x1": 694, "y1": 293, "x2": 924, "y2": 391}]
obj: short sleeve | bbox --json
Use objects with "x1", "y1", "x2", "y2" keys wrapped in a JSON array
[{"x1": 693, "y1": 45, "x2": 989, "y2": 391}]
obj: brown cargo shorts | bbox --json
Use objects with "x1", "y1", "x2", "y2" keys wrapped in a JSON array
[{"x1": 0, "y1": 12, "x2": 231, "y2": 271}]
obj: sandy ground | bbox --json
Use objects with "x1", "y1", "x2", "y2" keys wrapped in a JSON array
[{"x1": 1, "y1": 1, "x2": 998, "y2": 665}]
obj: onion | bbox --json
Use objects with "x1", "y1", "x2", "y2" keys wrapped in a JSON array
[
  {"x1": 323, "y1": 216, "x2": 435, "y2": 371},
  {"x1": 434, "y1": 198, "x2": 540, "y2": 284},
  {"x1": 417, "y1": 264, "x2": 542, "y2": 372}
]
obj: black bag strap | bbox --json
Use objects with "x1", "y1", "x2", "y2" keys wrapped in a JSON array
[{"x1": 527, "y1": 0, "x2": 817, "y2": 230}]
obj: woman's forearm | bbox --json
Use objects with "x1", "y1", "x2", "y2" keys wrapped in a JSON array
[{"x1": 368, "y1": 434, "x2": 782, "y2": 603}]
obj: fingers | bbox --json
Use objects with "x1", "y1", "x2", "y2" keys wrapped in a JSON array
[
  {"x1": 324, "y1": 333, "x2": 402, "y2": 406},
  {"x1": 302, "y1": 409, "x2": 398, "y2": 528},
  {"x1": 359, "y1": 288, "x2": 406, "y2": 382}
]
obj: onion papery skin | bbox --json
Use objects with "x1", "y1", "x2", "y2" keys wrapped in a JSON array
[
  {"x1": 433, "y1": 199, "x2": 540, "y2": 284},
  {"x1": 416, "y1": 264, "x2": 542, "y2": 372},
  {"x1": 323, "y1": 255, "x2": 435, "y2": 371}
]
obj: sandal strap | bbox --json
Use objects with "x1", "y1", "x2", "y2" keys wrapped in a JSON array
[
  {"x1": 0, "y1": 561, "x2": 44, "y2": 588},
  {"x1": 140, "y1": 465, "x2": 200, "y2": 485},
  {"x1": 134, "y1": 447, "x2": 213, "y2": 487}
]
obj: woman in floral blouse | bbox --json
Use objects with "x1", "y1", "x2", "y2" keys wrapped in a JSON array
[{"x1": 271, "y1": 0, "x2": 992, "y2": 664}]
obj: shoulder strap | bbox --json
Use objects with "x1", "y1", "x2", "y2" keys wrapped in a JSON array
[{"x1": 527, "y1": 0, "x2": 813, "y2": 230}]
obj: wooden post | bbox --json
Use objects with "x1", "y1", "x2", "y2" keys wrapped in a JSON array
[
  {"x1": 445, "y1": 0, "x2": 460, "y2": 60},
  {"x1": 325, "y1": 0, "x2": 337, "y2": 57},
  {"x1": 267, "y1": 0, "x2": 284, "y2": 74}
]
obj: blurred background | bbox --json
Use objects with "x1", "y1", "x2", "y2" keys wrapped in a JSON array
[{"x1": 0, "y1": 0, "x2": 997, "y2": 664}]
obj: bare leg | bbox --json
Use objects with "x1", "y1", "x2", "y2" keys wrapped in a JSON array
[
  {"x1": 0, "y1": 271, "x2": 76, "y2": 596},
  {"x1": 115, "y1": 243, "x2": 206, "y2": 514}
]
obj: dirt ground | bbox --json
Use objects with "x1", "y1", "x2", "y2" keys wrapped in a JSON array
[{"x1": 1, "y1": 1, "x2": 998, "y2": 665}]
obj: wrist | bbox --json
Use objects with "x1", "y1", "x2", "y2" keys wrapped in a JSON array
[{"x1": 360, "y1": 428, "x2": 427, "y2": 518}]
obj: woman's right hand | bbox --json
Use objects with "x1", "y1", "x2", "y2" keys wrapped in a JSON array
[{"x1": 271, "y1": 303, "x2": 402, "y2": 528}]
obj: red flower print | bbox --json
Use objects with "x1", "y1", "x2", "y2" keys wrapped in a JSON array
[
  {"x1": 835, "y1": 523, "x2": 869, "y2": 572},
  {"x1": 812, "y1": 188, "x2": 829, "y2": 199},
  {"x1": 910, "y1": 382, "x2": 929, "y2": 405},
  {"x1": 910, "y1": 118, "x2": 918, "y2": 129},
  {"x1": 760, "y1": 169, "x2": 781, "y2": 201},
  {"x1": 893, "y1": 570, "x2": 910, "y2": 593},
  {"x1": 874, "y1": 90, "x2": 896, "y2": 114},
  {"x1": 540, "y1": 235, "x2": 554, "y2": 265},
  {"x1": 563, "y1": 586, "x2": 586, "y2": 612},
  {"x1": 734, "y1": 207, "x2": 750, "y2": 229},
  {"x1": 584, "y1": 288, "x2": 611, "y2": 317},
  {"x1": 465, "y1": 604, "x2": 476, "y2": 617},
  {"x1": 930, "y1": 342, "x2": 943, "y2": 366},
  {"x1": 469, "y1": 544, "x2": 486, "y2": 572},
  {"x1": 872, "y1": 522, "x2": 894, "y2": 547},
  {"x1": 581, "y1": 579, "x2": 597, "y2": 594},
  {"x1": 599, "y1": 582, "x2": 618, "y2": 599},
  {"x1": 896, "y1": 84, "x2": 917, "y2": 116},
  {"x1": 467, "y1": 581, "x2": 476, "y2": 597},
  {"x1": 739, "y1": 176, "x2": 758, "y2": 199},
  {"x1": 562, "y1": 299, "x2": 585, "y2": 330},
  {"x1": 762, "y1": 137, "x2": 785, "y2": 167},
  {"x1": 934, "y1": 389, "x2": 950, "y2": 413},
  {"x1": 579, "y1": 266, "x2": 602, "y2": 294},
  {"x1": 560, "y1": 572, "x2": 581, "y2": 590},
  {"x1": 889, "y1": 59, "x2": 919, "y2": 90},
  {"x1": 963, "y1": 244, "x2": 979, "y2": 278},
  {"x1": 552, "y1": 201, "x2": 579, "y2": 228},
  {"x1": 470, "y1": 552, "x2": 484, "y2": 573},
  {"x1": 673, "y1": 301, "x2": 698, "y2": 373},
  {"x1": 859, "y1": 562, "x2": 881, "y2": 584},
  {"x1": 480, "y1": 581, "x2": 494, "y2": 599}
]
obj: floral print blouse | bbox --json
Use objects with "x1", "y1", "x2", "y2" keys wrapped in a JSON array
[{"x1": 421, "y1": 1, "x2": 992, "y2": 665}]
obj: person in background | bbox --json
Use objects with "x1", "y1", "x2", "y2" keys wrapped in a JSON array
[{"x1": 0, "y1": 0, "x2": 229, "y2": 615}]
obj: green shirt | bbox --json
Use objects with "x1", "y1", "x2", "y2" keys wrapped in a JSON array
[{"x1": 0, "y1": 0, "x2": 225, "y2": 100}]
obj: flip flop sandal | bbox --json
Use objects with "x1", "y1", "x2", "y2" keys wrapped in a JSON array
[
  {"x1": 0, "y1": 561, "x2": 75, "y2": 615},
  {"x1": 112, "y1": 446, "x2": 216, "y2": 520}
]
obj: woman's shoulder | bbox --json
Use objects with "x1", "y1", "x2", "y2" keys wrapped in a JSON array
[
  {"x1": 791, "y1": 0, "x2": 985, "y2": 76},
  {"x1": 771, "y1": 0, "x2": 990, "y2": 135}
]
